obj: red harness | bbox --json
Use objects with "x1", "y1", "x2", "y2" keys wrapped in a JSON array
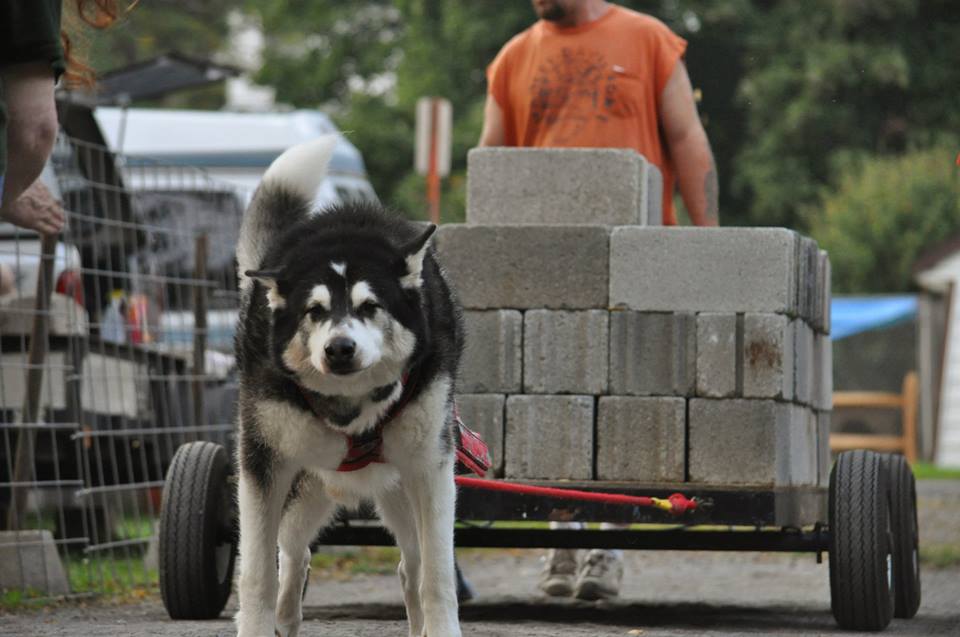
[{"x1": 298, "y1": 373, "x2": 491, "y2": 476}]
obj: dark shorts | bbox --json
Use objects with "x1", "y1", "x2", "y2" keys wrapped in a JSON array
[{"x1": 0, "y1": 0, "x2": 65, "y2": 193}]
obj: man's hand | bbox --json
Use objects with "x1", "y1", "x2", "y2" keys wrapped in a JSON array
[
  {"x1": 659, "y1": 61, "x2": 718, "y2": 226},
  {"x1": 0, "y1": 180, "x2": 65, "y2": 236},
  {"x1": 478, "y1": 94, "x2": 506, "y2": 147}
]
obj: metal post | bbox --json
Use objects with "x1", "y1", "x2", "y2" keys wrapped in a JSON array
[
  {"x1": 191, "y1": 234, "x2": 208, "y2": 437},
  {"x1": 6, "y1": 233, "x2": 58, "y2": 530}
]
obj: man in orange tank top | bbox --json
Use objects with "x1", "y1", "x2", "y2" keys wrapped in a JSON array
[
  {"x1": 477, "y1": 0, "x2": 718, "y2": 601},
  {"x1": 479, "y1": 0, "x2": 718, "y2": 226}
]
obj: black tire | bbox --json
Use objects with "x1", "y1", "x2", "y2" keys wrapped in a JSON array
[
  {"x1": 884, "y1": 454, "x2": 921, "y2": 618},
  {"x1": 159, "y1": 441, "x2": 237, "y2": 620},
  {"x1": 829, "y1": 450, "x2": 894, "y2": 631}
]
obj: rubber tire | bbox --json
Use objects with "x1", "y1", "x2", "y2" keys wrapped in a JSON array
[
  {"x1": 159, "y1": 441, "x2": 237, "y2": 620},
  {"x1": 884, "y1": 454, "x2": 922, "y2": 618},
  {"x1": 829, "y1": 449, "x2": 894, "y2": 631}
]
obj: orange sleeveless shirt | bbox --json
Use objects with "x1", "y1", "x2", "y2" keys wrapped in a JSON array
[{"x1": 486, "y1": 6, "x2": 687, "y2": 224}]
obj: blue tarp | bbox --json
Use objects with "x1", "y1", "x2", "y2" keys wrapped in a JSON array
[{"x1": 831, "y1": 295, "x2": 918, "y2": 340}]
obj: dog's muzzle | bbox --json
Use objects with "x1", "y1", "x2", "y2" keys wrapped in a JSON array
[{"x1": 325, "y1": 336, "x2": 357, "y2": 374}]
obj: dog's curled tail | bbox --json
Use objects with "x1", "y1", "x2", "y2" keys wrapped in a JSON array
[{"x1": 237, "y1": 135, "x2": 338, "y2": 287}]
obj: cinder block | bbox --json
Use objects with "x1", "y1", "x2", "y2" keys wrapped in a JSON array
[
  {"x1": 0, "y1": 530, "x2": 70, "y2": 595},
  {"x1": 460, "y1": 311, "x2": 522, "y2": 393},
  {"x1": 609, "y1": 227, "x2": 800, "y2": 314},
  {"x1": 645, "y1": 162, "x2": 664, "y2": 226},
  {"x1": 596, "y1": 397, "x2": 685, "y2": 481},
  {"x1": 793, "y1": 319, "x2": 815, "y2": 405},
  {"x1": 819, "y1": 250, "x2": 832, "y2": 334},
  {"x1": 609, "y1": 311, "x2": 696, "y2": 396},
  {"x1": 816, "y1": 410, "x2": 832, "y2": 487},
  {"x1": 796, "y1": 237, "x2": 819, "y2": 327},
  {"x1": 524, "y1": 310, "x2": 608, "y2": 394},
  {"x1": 435, "y1": 224, "x2": 609, "y2": 309},
  {"x1": 466, "y1": 147, "x2": 656, "y2": 226},
  {"x1": 813, "y1": 334, "x2": 833, "y2": 411},
  {"x1": 789, "y1": 405, "x2": 819, "y2": 487},
  {"x1": 696, "y1": 313, "x2": 737, "y2": 398},
  {"x1": 505, "y1": 395, "x2": 594, "y2": 480},
  {"x1": 742, "y1": 314, "x2": 793, "y2": 400},
  {"x1": 689, "y1": 399, "x2": 817, "y2": 486},
  {"x1": 455, "y1": 394, "x2": 505, "y2": 476}
]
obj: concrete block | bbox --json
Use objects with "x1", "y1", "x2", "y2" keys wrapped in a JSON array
[
  {"x1": 466, "y1": 147, "x2": 656, "y2": 226},
  {"x1": 819, "y1": 250, "x2": 832, "y2": 334},
  {"x1": 816, "y1": 410, "x2": 832, "y2": 487},
  {"x1": 455, "y1": 394, "x2": 505, "y2": 476},
  {"x1": 796, "y1": 237, "x2": 819, "y2": 327},
  {"x1": 609, "y1": 311, "x2": 696, "y2": 396},
  {"x1": 610, "y1": 227, "x2": 800, "y2": 314},
  {"x1": 793, "y1": 319, "x2": 815, "y2": 405},
  {"x1": 596, "y1": 397, "x2": 685, "y2": 481},
  {"x1": 505, "y1": 395, "x2": 594, "y2": 479},
  {"x1": 742, "y1": 313, "x2": 793, "y2": 400},
  {"x1": 645, "y1": 162, "x2": 664, "y2": 226},
  {"x1": 435, "y1": 224, "x2": 609, "y2": 309},
  {"x1": 813, "y1": 333, "x2": 833, "y2": 411},
  {"x1": 460, "y1": 310, "x2": 523, "y2": 393},
  {"x1": 689, "y1": 399, "x2": 805, "y2": 486},
  {"x1": 524, "y1": 310, "x2": 608, "y2": 394},
  {"x1": 696, "y1": 313, "x2": 737, "y2": 398},
  {"x1": 0, "y1": 530, "x2": 70, "y2": 595},
  {"x1": 788, "y1": 405, "x2": 819, "y2": 487}
]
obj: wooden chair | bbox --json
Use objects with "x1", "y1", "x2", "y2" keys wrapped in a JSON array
[{"x1": 830, "y1": 371, "x2": 918, "y2": 463}]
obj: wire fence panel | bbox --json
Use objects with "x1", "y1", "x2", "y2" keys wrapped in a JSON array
[{"x1": 0, "y1": 133, "x2": 246, "y2": 599}]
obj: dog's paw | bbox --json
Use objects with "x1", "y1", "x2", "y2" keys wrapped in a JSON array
[{"x1": 275, "y1": 622, "x2": 300, "y2": 637}]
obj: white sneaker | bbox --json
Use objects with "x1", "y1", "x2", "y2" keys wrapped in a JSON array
[
  {"x1": 574, "y1": 549, "x2": 623, "y2": 600},
  {"x1": 538, "y1": 548, "x2": 579, "y2": 597}
]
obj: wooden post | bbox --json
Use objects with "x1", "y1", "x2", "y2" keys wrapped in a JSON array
[
  {"x1": 191, "y1": 234, "x2": 208, "y2": 437},
  {"x1": 6, "y1": 234, "x2": 58, "y2": 530},
  {"x1": 427, "y1": 99, "x2": 441, "y2": 225},
  {"x1": 903, "y1": 371, "x2": 919, "y2": 464}
]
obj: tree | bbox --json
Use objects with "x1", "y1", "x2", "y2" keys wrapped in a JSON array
[{"x1": 810, "y1": 147, "x2": 960, "y2": 293}]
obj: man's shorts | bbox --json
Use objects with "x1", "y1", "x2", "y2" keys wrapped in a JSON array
[{"x1": 0, "y1": 0, "x2": 65, "y2": 201}]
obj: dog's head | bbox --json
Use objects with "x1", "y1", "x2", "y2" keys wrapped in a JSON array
[{"x1": 247, "y1": 215, "x2": 435, "y2": 397}]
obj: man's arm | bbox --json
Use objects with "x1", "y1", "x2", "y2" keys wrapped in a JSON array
[
  {"x1": 659, "y1": 61, "x2": 718, "y2": 226},
  {"x1": 478, "y1": 94, "x2": 506, "y2": 147}
]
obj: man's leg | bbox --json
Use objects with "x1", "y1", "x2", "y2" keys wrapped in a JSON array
[
  {"x1": 539, "y1": 521, "x2": 582, "y2": 597},
  {"x1": 574, "y1": 522, "x2": 626, "y2": 601},
  {"x1": 0, "y1": 62, "x2": 63, "y2": 235}
]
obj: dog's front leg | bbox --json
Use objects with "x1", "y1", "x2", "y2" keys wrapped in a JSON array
[
  {"x1": 235, "y1": 463, "x2": 296, "y2": 637},
  {"x1": 406, "y1": 459, "x2": 460, "y2": 637},
  {"x1": 376, "y1": 487, "x2": 424, "y2": 637}
]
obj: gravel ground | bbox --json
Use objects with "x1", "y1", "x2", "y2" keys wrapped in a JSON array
[{"x1": 2, "y1": 480, "x2": 959, "y2": 637}]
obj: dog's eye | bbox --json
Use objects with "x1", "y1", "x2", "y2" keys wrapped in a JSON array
[
  {"x1": 307, "y1": 306, "x2": 328, "y2": 321},
  {"x1": 356, "y1": 301, "x2": 380, "y2": 318}
]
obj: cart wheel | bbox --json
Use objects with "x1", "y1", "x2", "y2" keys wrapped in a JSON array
[
  {"x1": 829, "y1": 450, "x2": 894, "y2": 631},
  {"x1": 884, "y1": 453, "x2": 921, "y2": 618},
  {"x1": 159, "y1": 441, "x2": 237, "y2": 619}
]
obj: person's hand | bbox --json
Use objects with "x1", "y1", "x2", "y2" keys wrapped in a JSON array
[{"x1": 1, "y1": 180, "x2": 66, "y2": 236}]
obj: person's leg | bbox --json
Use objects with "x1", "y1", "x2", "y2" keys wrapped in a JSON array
[
  {"x1": 0, "y1": 62, "x2": 63, "y2": 234},
  {"x1": 539, "y1": 521, "x2": 583, "y2": 597}
]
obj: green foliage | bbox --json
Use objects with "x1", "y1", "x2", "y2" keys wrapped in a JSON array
[{"x1": 810, "y1": 147, "x2": 960, "y2": 293}]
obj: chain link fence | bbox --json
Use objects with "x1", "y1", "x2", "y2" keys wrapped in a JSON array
[{"x1": 0, "y1": 132, "x2": 246, "y2": 600}]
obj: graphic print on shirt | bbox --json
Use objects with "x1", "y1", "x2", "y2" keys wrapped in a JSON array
[{"x1": 529, "y1": 47, "x2": 634, "y2": 144}]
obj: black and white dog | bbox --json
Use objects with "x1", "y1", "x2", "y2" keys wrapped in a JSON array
[{"x1": 234, "y1": 137, "x2": 463, "y2": 637}]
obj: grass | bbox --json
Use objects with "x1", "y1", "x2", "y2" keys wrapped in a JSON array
[
  {"x1": 920, "y1": 544, "x2": 960, "y2": 569},
  {"x1": 912, "y1": 461, "x2": 960, "y2": 481},
  {"x1": 310, "y1": 546, "x2": 400, "y2": 577}
]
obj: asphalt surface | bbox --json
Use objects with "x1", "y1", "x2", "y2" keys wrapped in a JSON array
[{"x1": 3, "y1": 480, "x2": 959, "y2": 637}]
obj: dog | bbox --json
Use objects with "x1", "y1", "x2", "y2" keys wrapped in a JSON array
[{"x1": 233, "y1": 136, "x2": 463, "y2": 637}]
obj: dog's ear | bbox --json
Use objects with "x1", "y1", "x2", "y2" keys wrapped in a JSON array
[
  {"x1": 399, "y1": 224, "x2": 436, "y2": 290},
  {"x1": 245, "y1": 269, "x2": 287, "y2": 310}
]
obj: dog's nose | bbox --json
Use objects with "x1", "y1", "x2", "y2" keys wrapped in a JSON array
[{"x1": 324, "y1": 336, "x2": 356, "y2": 364}]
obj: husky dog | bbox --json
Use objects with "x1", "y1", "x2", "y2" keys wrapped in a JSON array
[{"x1": 234, "y1": 137, "x2": 463, "y2": 637}]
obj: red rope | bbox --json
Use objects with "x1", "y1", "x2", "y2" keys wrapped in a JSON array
[{"x1": 454, "y1": 476, "x2": 698, "y2": 516}]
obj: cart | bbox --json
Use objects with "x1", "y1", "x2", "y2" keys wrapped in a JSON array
[{"x1": 156, "y1": 437, "x2": 920, "y2": 632}]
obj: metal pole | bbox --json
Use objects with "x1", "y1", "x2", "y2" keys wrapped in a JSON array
[
  {"x1": 6, "y1": 233, "x2": 58, "y2": 530},
  {"x1": 191, "y1": 234, "x2": 208, "y2": 438}
]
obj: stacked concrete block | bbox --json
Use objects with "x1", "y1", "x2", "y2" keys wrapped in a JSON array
[
  {"x1": 523, "y1": 310, "x2": 608, "y2": 394},
  {"x1": 435, "y1": 224, "x2": 609, "y2": 310},
  {"x1": 505, "y1": 395, "x2": 594, "y2": 480},
  {"x1": 448, "y1": 148, "x2": 832, "y2": 489},
  {"x1": 596, "y1": 397, "x2": 685, "y2": 481},
  {"x1": 466, "y1": 148, "x2": 662, "y2": 226},
  {"x1": 460, "y1": 310, "x2": 522, "y2": 393},
  {"x1": 455, "y1": 394, "x2": 505, "y2": 476},
  {"x1": 609, "y1": 311, "x2": 696, "y2": 396}
]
